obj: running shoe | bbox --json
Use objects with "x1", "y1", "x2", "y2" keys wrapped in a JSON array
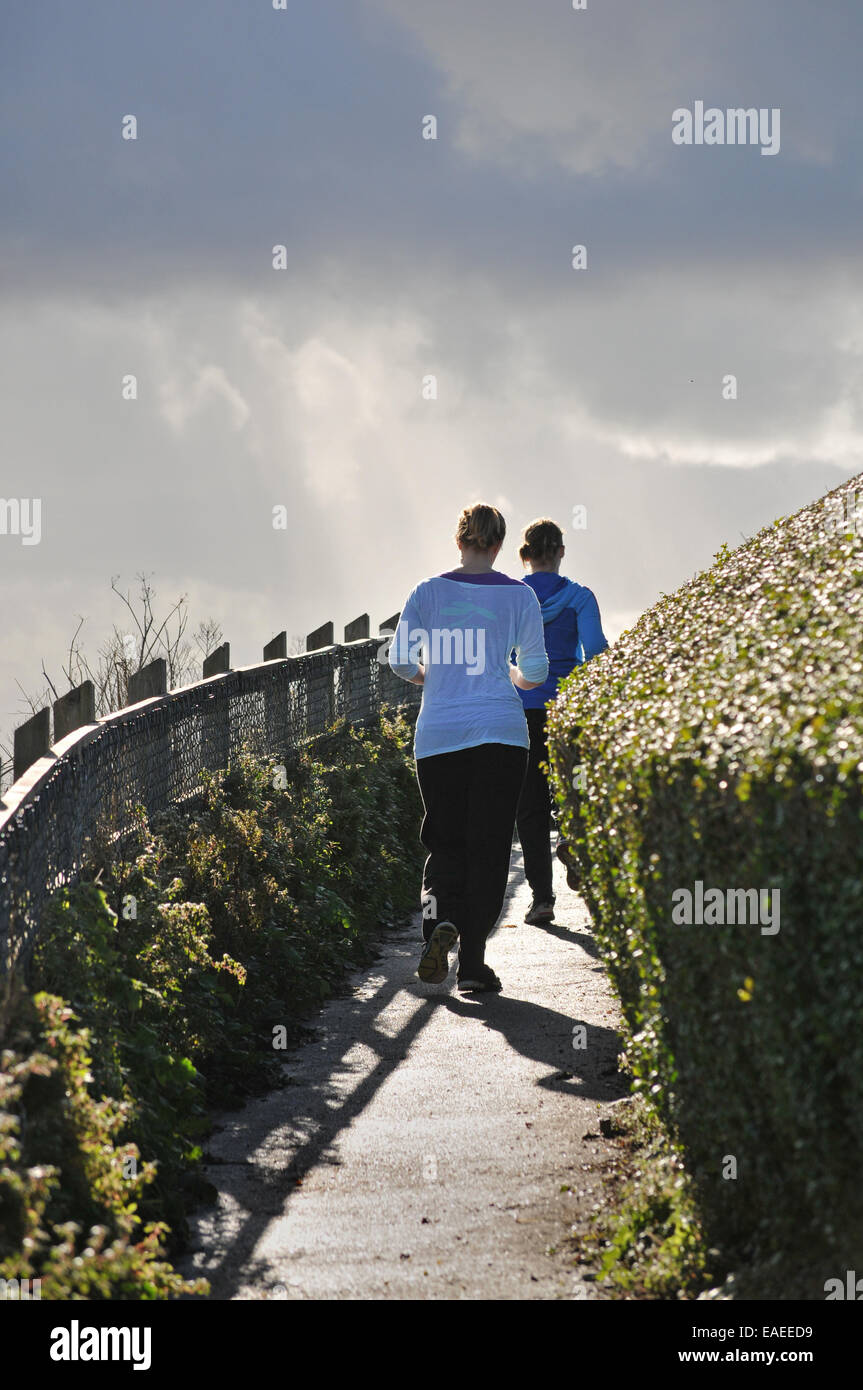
[
  {"x1": 524, "y1": 898, "x2": 555, "y2": 925},
  {"x1": 555, "y1": 838, "x2": 581, "y2": 891},
  {"x1": 457, "y1": 964, "x2": 503, "y2": 993},
  {"x1": 417, "y1": 921, "x2": 458, "y2": 984}
]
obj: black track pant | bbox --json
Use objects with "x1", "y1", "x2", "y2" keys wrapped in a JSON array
[
  {"x1": 416, "y1": 742, "x2": 528, "y2": 974},
  {"x1": 515, "y1": 707, "x2": 555, "y2": 902}
]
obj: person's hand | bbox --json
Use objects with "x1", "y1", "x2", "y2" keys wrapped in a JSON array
[{"x1": 511, "y1": 664, "x2": 543, "y2": 691}]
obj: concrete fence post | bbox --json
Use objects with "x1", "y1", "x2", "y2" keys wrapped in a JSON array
[
  {"x1": 306, "y1": 621, "x2": 334, "y2": 652},
  {"x1": 203, "y1": 643, "x2": 230, "y2": 679},
  {"x1": 340, "y1": 616, "x2": 369, "y2": 719},
  {"x1": 13, "y1": 708, "x2": 51, "y2": 782},
  {"x1": 125, "y1": 661, "x2": 169, "y2": 813},
  {"x1": 262, "y1": 633, "x2": 288, "y2": 756},
  {"x1": 305, "y1": 624, "x2": 335, "y2": 731},
  {"x1": 377, "y1": 612, "x2": 404, "y2": 704},
  {"x1": 263, "y1": 632, "x2": 287, "y2": 661},
  {"x1": 53, "y1": 681, "x2": 96, "y2": 743},
  {"x1": 128, "y1": 659, "x2": 167, "y2": 705},
  {"x1": 200, "y1": 644, "x2": 231, "y2": 774},
  {"x1": 344, "y1": 614, "x2": 370, "y2": 643}
]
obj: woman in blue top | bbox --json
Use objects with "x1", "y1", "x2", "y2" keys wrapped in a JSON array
[
  {"x1": 389, "y1": 503, "x2": 548, "y2": 993},
  {"x1": 515, "y1": 518, "x2": 609, "y2": 924}
]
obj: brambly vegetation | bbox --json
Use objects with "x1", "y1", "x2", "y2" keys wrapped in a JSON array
[
  {"x1": 0, "y1": 713, "x2": 422, "y2": 1299},
  {"x1": 548, "y1": 474, "x2": 863, "y2": 1299}
]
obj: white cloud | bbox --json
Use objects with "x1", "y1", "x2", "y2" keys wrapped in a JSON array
[
  {"x1": 159, "y1": 364, "x2": 250, "y2": 435},
  {"x1": 3, "y1": 0, "x2": 863, "y2": 777},
  {"x1": 3, "y1": 261, "x2": 862, "y2": 748}
]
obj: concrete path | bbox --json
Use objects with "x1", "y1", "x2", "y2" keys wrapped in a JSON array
[{"x1": 182, "y1": 846, "x2": 626, "y2": 1300}]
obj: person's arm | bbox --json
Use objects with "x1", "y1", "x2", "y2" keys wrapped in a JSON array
[
  {"x1": 512, "y1": 591, "x2": 549, "y2": 690},
  {"x1": 572, "y1": 585, "x2": 609, "y2": 663},
  {"x1": 387, "y1": 588, "x2": 425, "y2": 685},
  {"x1": 511, "y1": 666, "x2": 541, "y2": 691}
]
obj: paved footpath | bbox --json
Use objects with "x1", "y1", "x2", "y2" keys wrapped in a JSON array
[{"x1": 182, "y1": 847, "x2": 626, "y2": 1300}]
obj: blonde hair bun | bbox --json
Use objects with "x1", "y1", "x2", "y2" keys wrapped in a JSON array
[{"x1": 455, "y1": 502, "x2": 506, "y2": 552}]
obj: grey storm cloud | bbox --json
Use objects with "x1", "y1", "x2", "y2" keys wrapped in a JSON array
[{"x1": 1, "y1": 0, "x2": 861, "y2": 743}]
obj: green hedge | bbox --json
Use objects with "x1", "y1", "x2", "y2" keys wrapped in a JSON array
[
  {"x1": 547, "y1": 476, "x2": 863, "y2": 1297},
  {"x1": 0, "y1": 713, "x2": 422, "y2": 1298}
]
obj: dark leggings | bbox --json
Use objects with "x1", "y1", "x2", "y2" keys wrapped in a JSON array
[
  {"x1": 416, "y1": 742, "x2": 528, "y2": 974},
  {"x1": 515, "y1": 708, "x2": 555, "y2": 902}
]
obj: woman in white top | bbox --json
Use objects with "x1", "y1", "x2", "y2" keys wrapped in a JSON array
[{"x1": 389, "y1": 503, "x2": 548, "y2": 992}]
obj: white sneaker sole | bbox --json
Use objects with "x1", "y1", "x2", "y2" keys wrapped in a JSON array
[{"x1": 417, "y1": 922, "x2": 458, "y2": 983}]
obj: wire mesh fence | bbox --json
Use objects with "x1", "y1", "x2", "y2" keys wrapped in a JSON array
[{"x1": 0, "y1": 640, "x2": 418, "y2": 985}]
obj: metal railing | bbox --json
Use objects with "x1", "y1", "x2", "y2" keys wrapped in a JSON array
[{"x1": 0, "y1": 638, "x2": 418, "y2": 984}]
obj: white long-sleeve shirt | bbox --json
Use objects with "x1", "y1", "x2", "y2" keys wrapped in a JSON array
[{"x1": 388, "y1": 569, "x2": 549, "y2": 760}]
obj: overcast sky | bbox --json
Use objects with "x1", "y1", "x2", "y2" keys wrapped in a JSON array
[{"x1": 2, "y1": 0, "x2": 862, "y2": 746}]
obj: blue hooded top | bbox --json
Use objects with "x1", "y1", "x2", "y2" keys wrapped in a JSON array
[{"x1": 516, "y1": 572, "x2": 609, "y2": 709}]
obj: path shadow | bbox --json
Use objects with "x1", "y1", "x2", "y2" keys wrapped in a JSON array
[
  {"x1": 182, "y1": 854, "x2": 622, "y2": 1298},
  {"x1": 434, "y1": 991, "x2": 626, "y2": 1101},
  {"x1": 518, "y1": 917, "x2": 602, "y2": 959},
  {"x1": 182, "y1": 936, "x2": 438, "y2": 1297}
]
